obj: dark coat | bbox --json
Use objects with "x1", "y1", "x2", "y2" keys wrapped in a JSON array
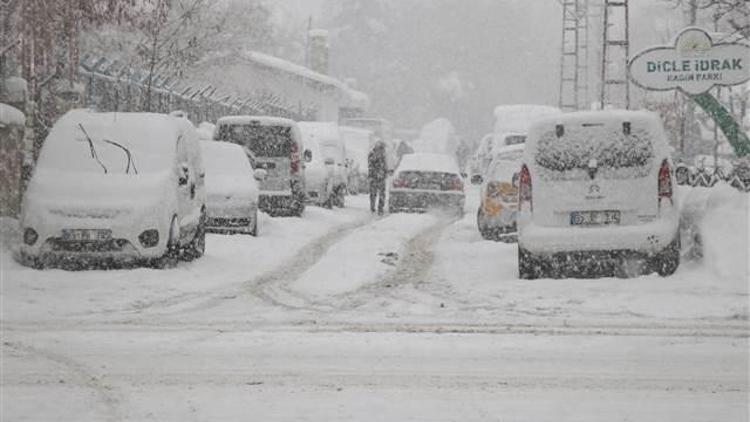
[{"x1": 368, "y1": 146, "x2": 388, "y2": 182}]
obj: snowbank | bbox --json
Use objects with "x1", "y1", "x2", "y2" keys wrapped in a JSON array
[
  {"x1": 412, "y1": 118, "x2": 457, "y2": 156},
  {"x1": 697, "y1": 184, "x2": 749, "y2": 280}
]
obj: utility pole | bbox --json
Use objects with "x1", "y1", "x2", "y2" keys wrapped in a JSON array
[
  {"x1": 558, "y1": 0, "x2": 590, "y2": 111},
  {"x1": 599, "y1": 0, "x2": 630, "y2": 110}
]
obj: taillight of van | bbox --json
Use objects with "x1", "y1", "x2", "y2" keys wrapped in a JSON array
[
  {"x1": 658, "y1": 159, "x2": 673, "y2": 209},
  {"x1": 519, "y1": 164, "x2": 532, "y2": 211},
  {"x1": 290, "y1": 141, "x2": 300, "y2": 174}
]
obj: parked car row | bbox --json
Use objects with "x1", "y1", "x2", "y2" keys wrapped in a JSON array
[{"x1": 16, "y1": 110, "x2": 402, "y2": 270}]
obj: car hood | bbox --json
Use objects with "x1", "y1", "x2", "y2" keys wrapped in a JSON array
[
  {"x1": 205, "y1": 173, "x2": 259, "y2": 201},
  {"x1": 25, "y1": 169, "x2": 172, "y2": 211}
]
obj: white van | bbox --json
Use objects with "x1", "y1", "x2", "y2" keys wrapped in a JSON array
[
  {"x1": 19, "y1": 110, "x2": 206, "y2": 269},
  {"x1": 214, "y1": 116, "x2": 305, "y2": 216},
  {"x1": 298, "y1": 122, "x2": 348, "y2": 208},
  {"x1": 517, "y1": 110, "x2": 680, "y2": 279}
]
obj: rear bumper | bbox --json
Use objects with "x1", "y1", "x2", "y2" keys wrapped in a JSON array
[
  {"x1": 258, "y1": 192, "x2": 303, "y2": 215},
  {"x1": 206, "y1": 209, "x2": 256, "y2": 233},
  {"x1": 478, "y1": 203, "x2": 517, "y2": 230},
  {"x1": 519, "y1": 216, "x2": 679, "y2": 255},
  {"x1": 388, "y1": 190, "x2": 464, "y2": 213}
]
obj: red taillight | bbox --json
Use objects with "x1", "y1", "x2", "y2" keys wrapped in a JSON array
[
  {"x1": 658, "y1": 159, "x2": 673, "y2": 207},
  {"x1": 290, "y1": 141, "x2": 300, "y2": 174},
  {"x1": 519, "y1": 164, "x2": 532, "y2": 210},
  {"x1": 448, "y1": 175, "x2": 464, "y2": 191},
  {"x1": 393, "y1": 178, "x2": 407, "y2": 188}
]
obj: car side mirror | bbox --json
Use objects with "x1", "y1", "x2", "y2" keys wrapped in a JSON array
[
  {"x1": 253, "y1": 168, "x2": 267, "y2": 181},
  {"x1": 324, "y1": 157, "x2": 335, "y2": 165},
  {"x1": 178, "y1": 164, "x2": 189, "y2": 186},
  {"x1": 304, "y1": 149, "x2": 313, "y2": 163},
  {"x1": 471, "y1": 175, "x2": 483, "y2": 185}
]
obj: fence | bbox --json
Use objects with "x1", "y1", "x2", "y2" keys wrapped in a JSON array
[{"x1": 78, "y1": 54, "x2": 316, "y2": 124}]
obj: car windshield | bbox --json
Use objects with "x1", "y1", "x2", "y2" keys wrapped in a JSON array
[{"x1": 36, "y1": 113, "x2": 176, "y2": 175}]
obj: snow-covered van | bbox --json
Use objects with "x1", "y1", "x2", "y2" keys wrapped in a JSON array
[
  {"x1": 19, "y1": 110, "x2": 207, "y2": 269},
  {"x1": 200, "y1": 141, "x2": 261, "y2": 236},
  {"x1": 214, "y1": 116, "x2": 305, "y2": 216},
  {"x1": 388, "y1": 152, "x2": 465, "y2": 216},
  {"x1": 517, "y1": 110, "x2": 680, "y2": 279},
  {"x1": 298, "y1": 122, "x2": 348, "y2": 208}
]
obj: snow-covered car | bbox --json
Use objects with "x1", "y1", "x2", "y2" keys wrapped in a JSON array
[
  {"x1": 200, "y1": 142, "x2": 262, "y2": 236},
  {"x1": 298, "y1": 122, "x2": 348, "y2": 208},
  {"x1": 476, "y1": 144, "x2": 524, "y2": 241},
  {"x1": 517, "y1": 110, "x2": 680, "y2": 279},
  {"x1": 388, "y1": 153, "x2": 465, "y2": 216},
  {"x1": 19, "y1": 110, "x2": 207, "y2": 269},
  {"x1": 340, "y1": 125, "x2": 375, "y2": 194},
  {"x1": 214, "y1": 116, "x2": 305, "y2": 217}
]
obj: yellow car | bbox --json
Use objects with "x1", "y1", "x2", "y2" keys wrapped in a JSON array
[{"x1": 476, "y1": 145, "x2": 524, "y2": 241}]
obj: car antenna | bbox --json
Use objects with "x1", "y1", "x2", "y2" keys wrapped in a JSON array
[{"x1": 78, "y1": 123, "x2": 108, "y2": 174}]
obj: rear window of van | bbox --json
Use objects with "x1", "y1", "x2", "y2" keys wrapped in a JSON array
[
  {"x1": 534, "y1": 125, "x2": 655, "y2": 180},
  {"x1": 216, "y1": 124, "x2": 293, "y2": 158}
]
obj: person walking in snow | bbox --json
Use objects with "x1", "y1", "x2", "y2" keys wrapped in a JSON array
[{"x1": 368, "y1": 141, "x2": 388, "y2": 215}]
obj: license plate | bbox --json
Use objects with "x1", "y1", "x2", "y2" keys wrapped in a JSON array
[
  {"x1": 62, "y1": 229, "x2": 112, "y2": 242},
  {"x1": 570, "y1": 210, "x2": 621, "y2": 226}
]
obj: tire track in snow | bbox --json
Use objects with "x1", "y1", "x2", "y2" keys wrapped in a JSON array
[
  {"x1": 2, "y1": 340, "x2": 121, "y2": 422},
  {"x1": 334, "y1": 215, "x2": 457, "y2": 311},
  {"x1": 78, "y1": 214, "x2": 375, "y2": 320}
]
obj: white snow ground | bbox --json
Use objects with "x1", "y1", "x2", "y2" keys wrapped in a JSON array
[{"x1": 1, "y1": 187, "x2": 748, "y2": 421}]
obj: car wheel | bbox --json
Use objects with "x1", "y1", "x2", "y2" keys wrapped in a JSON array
[
  {"x1": 334, "y1": 186, "x2": 346, "y2": 208},
  {"x1": 652, "y1": 237, "x2": 680, "y2": 277},
  {"x1": 518, "y1": 246, "x2": 542, "y2": 279},
  {"x1": 289, "y1": 195, "x2": 305, "y2": 217},
  {"x1": 185, "y1": 210, "x2": 206, "y2": 260},
  {"x1": 152, "y1": 216, "x2": 180, "y2": 269},
  {"x1": 18, "y1": 251, "x2": 44, "y2": 269},
  {"x1": 248, "y1": 210, "x2": 258, "y2": 237}
]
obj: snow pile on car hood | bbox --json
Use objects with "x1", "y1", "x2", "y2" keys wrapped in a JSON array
[
  {"x1": 200, "y1": 142, "x2": 258, "y2": 200},
  {"x1": 25, "y1": 169, "x2": 171, "y2": 211},
  {"x1": 36, "y1": 109, "x2": 180, "y2": 174}
]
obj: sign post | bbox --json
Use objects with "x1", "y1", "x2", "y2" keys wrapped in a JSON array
[{"x1": 628, "y1": 27, "x2": 750, "y2": 157}]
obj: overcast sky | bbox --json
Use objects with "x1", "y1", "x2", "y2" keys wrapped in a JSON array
[{"x1": 265, "y1": 0, "x2": 684, "y2": 139}]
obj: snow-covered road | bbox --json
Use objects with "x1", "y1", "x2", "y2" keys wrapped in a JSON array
[{"x1": 1, "y1": 187, "x2": 748, "y2": 421}]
